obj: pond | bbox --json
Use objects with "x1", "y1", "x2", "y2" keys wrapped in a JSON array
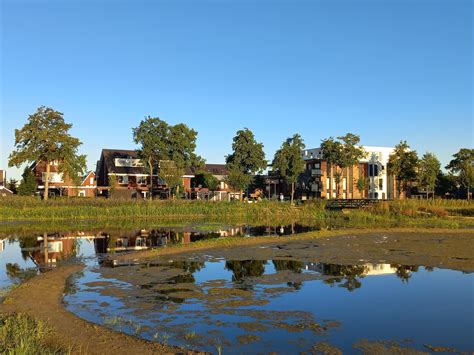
[
  {"x1": 1, "y1": 226, "x2": 473, "y2": 354},
  {"x1": 0, "y1": 223, "x2": 318, "y2": 292}
]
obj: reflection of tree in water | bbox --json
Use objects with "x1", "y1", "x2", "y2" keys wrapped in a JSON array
[
  {"x1": 272, "y1": 260, "x2": 304, "y2": 273},
  {"x1": 391, "y1": 264, "x2": 419, "y2": 282},
  {"x1": 169, "y1": 260, "x2": 205, "y2": 274},
  {"x1": 225, "y1": 260, "x2": 267, "y2": 282},
  {"x1": 5, "y1": 262, "x2": 36, "y2": 283},
  {"x1": 321, "y1": 264, "x2": 368, "y2": 292},
  {"x1": 19, "y1": 237, "x2": 38, "y2": 261}
]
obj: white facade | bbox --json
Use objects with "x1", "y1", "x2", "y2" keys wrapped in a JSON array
[{"x1": 302, "y1": 145, "x2": 395, "y2": 200}]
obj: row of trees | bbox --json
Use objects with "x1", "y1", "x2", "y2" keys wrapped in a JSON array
[
  {"x1": 387, "y1": 142, "x2": 474, "y2": 199},
  {"x1": 7, "y1": 106, "x2": 473, "y2": 201}
]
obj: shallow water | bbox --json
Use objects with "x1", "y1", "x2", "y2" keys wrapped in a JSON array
[
  {"x1": 2, "y1": 227, "x2": 473, "y2": 353},
  {"x1": 0, "y1": 223, "x2": 316, "y2": 291},
  {"x1": 64, "y1": 257, "x2": 473, "y2": 353}
]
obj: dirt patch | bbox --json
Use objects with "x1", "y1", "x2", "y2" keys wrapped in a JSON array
[
  {"x1": 111, "y1": 230, "x2": 474, "y2": 273},
  {"x1": 0, "y1": 264, "x2": 198, "y2": 354}
]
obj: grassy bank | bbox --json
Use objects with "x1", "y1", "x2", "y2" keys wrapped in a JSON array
[
  {"x1": 0, "y1": 197, "x2": 472, "y2": 231},
  {"x1": 0, "y1": 313, "x2": 71, "y2": 354}
]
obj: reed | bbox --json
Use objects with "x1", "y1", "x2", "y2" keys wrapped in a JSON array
[{"x1": 0, "y1": 313, "x2": 72, "y2": 354}]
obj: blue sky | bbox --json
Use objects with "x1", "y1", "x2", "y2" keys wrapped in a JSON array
[{"x1": 1, "y1": 0, "x2": 472, "y2": 179}]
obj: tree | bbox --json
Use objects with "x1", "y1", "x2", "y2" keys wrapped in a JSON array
[
  {"x1": 321, "y1": 133, "x2": 366, "y2": 199},
  {"x1": 7, "y1": 179, "x2": 18, "y2": 194},
  {"x1": 108, "y1": 173, "x2": 118, "y2": 197},
  {"x1": 418, "y1": 152, "x2": 441, "y2": 199},
  {"x1": 194, "y1": 170, "x2": 219, "y2": 191},
  {"x1": 17, "y1": 167, "x2": 37, "y2": 196},
  {"x1": 132, "y1": 117, "x2": 169, "y2": 199},
  {"x1": 356, "y1": 176, "x2": 369, "y2": 198},
  {"x1": 225, "y1": 168, "x2": 251, "y2": 199},
  {"x1": 272, "y1": 134, "x2": 306, "y2": 204},
  {"x1": 159, "y1": 160, "x2": 183, "y2": 199},
  {"x1": 8, "y1": 106, "x2": 86, "y2": 200},
  {"x1": 387, "y1": 141, "x2": 418, "y2": 198},
  {"x1": 446, "y1": 148, "x2": 474, "y2": 200},
  {"x1": 133, "y1": 117, "x2": 203, "y2": 199},
  {"x1": 225, "y1": 128, "x2": 266, "y2": 200}
]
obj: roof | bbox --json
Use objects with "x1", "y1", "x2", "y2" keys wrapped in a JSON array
[
  {"x1": 201, "y1": 164, "x2": 228, "y2": 176},
  {"x1": 100, "y1": 149, "x2": 146, "y2": 175}
]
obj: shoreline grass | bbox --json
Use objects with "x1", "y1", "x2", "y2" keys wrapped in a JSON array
[
  {"x1": 0, "y1": 197, "x2": 472, "y2": 234},
  {"x1": 0, "y1": 313, "x2": 72, "y2": 354}
]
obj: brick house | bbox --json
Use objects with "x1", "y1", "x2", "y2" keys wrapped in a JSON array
[
  {"x1": 31, "y1": 160, "x2": 97, "y2": 197},
  {"x1": 300, "y1": 146, "x2": 397, "y2": 200}
]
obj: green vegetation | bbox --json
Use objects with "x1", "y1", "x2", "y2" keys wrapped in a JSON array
[
  {"x1": 272, "y1": 134, "x2": 306, "y2": 204},
  {"x1": 17, "y1": 167, "x2": 37, "y2": 196},
  {"x1": 321, "y1": 133, "x2": 366, "y2": 198},
  {"x1": 132, "y1": 116, "x2": 203, "y2": 199},
  {"x1": 0, "y1": 313, "x2": 71, "y2": 354},
  {"x1": 0, "y1": 198, "x2": 472, "y2": 233},
  {"x1": 8, "y1": 106, "x2": 86, "y2": 200},
  {"x1": 225, "y1": 128, "x2": 267, "y2": 200},
  {"x1": 446, "y1": 148, "x2": 474, "y2": 200},
  {"x1": 417, "y1": 152, "x2": 441, "y2": 198},
  {"x1": 387, "y1": 141, "x2": 419, "y2": 198}
]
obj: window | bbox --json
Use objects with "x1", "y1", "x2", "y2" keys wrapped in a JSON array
[
  {"x1": 314, "y1": 163, "x2": 320, "y2": 169},
  {"x1": 379, "y1": 179, "x2": 383, "y2": 190},
  {"x1": 137, "y1": 176, "x2": 147, "y2": 185},
  {"x1": 90, "y1": 177, "x2": 94, "y2": 185},
  {"x1": 117, "y1": 175, "x2": 129, "y2": 185}
]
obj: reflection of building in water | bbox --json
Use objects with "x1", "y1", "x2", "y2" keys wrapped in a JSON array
[
  {"x1": 31, "y1": 234, "x2": 78, "y2": 266},
  {"x1": 304, "y1": 262, "x2": 398, "y2": 276},
  {"x1": 0, "y1": 238, "x2": 6, "y2": 252}
]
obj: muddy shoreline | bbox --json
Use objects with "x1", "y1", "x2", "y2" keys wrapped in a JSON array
[
  {"x1": 0, "y1": 264, "x2": 194, "y2": 354},
  {"x1": 110, "y1": 228, "x2": 474, "y2": 273}
]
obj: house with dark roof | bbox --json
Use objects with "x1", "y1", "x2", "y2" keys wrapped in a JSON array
[{"x1": 95, "y1": 149, "x2": 233, "y2": 199}]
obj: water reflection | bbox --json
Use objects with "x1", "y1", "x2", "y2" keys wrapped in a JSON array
[{"x1": 63, "y1": 257, "x2": 473, "y2": 354}]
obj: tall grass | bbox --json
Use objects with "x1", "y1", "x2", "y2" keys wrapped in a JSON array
[
  {"x1": 0, "y1": 313, "x2": 71, "y2": 354},
  {"x1": 0, "y1": 196, "x2": 471, "y2": 229}
]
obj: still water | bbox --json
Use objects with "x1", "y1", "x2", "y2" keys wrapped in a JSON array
[{"x1": 1, "y1": 226, "x2": 473, "y2": 354}]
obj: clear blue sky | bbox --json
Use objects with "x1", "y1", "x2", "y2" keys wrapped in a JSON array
[{"x1": 1, "y1": 0, "x2": 472, "y2": 180}]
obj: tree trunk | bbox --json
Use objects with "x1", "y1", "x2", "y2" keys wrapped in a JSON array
[
  {"x1": 291, "y1": 182, "x2": 295, "y2": 205},
  {"x1": 148, "y1": 159, "x2": 153, "y2": 201},
  {"x1": 239, "y1": 190, "x2": 243, "y2": 202},
  {"x1": 468, "y1": 186, "x2": 470, "y2": 201},
  {"x1": 44, "y1": 161, "x2": 51, "y2": 200}
]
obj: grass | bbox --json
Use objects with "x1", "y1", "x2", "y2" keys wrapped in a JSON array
[
  {"x1": 0, "y1": 196, "x2": 472, "y2": 231},
  {"x1": 0, "y1": 313, "x2": 72, "y2": 354}
]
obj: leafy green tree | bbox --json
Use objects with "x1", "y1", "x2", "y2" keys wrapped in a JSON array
[
  {"x1": 435, "y1": 171, "x2": 457, "y2": 197},
  {"x1": 321, "y1": 133, "x2": 366, "y2": 199},
  {"x1": 132, "y1": 117, "x2": 169, "y2": 199},
  {"x1": 194, "y1": 170, "x2": 219, "y2": 191},
  {"x1": 108, "y1": 173, "x2": 118, "y2": 197},
  {"x1": 418, "y1": 152, "x2": 441, "y2": 199},
  {"x1": 226, "y1": 128, "x2": 267, "y2": 200},
  {"x1": 159, "y1": 160, "x2": 183, "y2": 199},
  {"x1": 356, "y1": 176, "x2": 369, "y2": 198},
  {"x1": 17, "y1": 167, "x2": 37, "y2": 196},
  {"x1": 225, "y1": 168, "x2": 251, "y2": 199},
  {"x1": 272, "y1": 134, "x2": 306, "y2": 204},
  {"x1": 8, "y1": 106, "x2": 86, "y2": 200},
  {"x1": 446, "y1": 148, "x2": 474, "y2": 200},
  {"x1": 7, "y1": 179, "x2": 18, "y2": 194},
  {"x1": 387, "y1": 141, "x2": 419, "y2": 198},
  {"x1": 133, "y1": 117, "x2": 203, "y2": 199}
]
